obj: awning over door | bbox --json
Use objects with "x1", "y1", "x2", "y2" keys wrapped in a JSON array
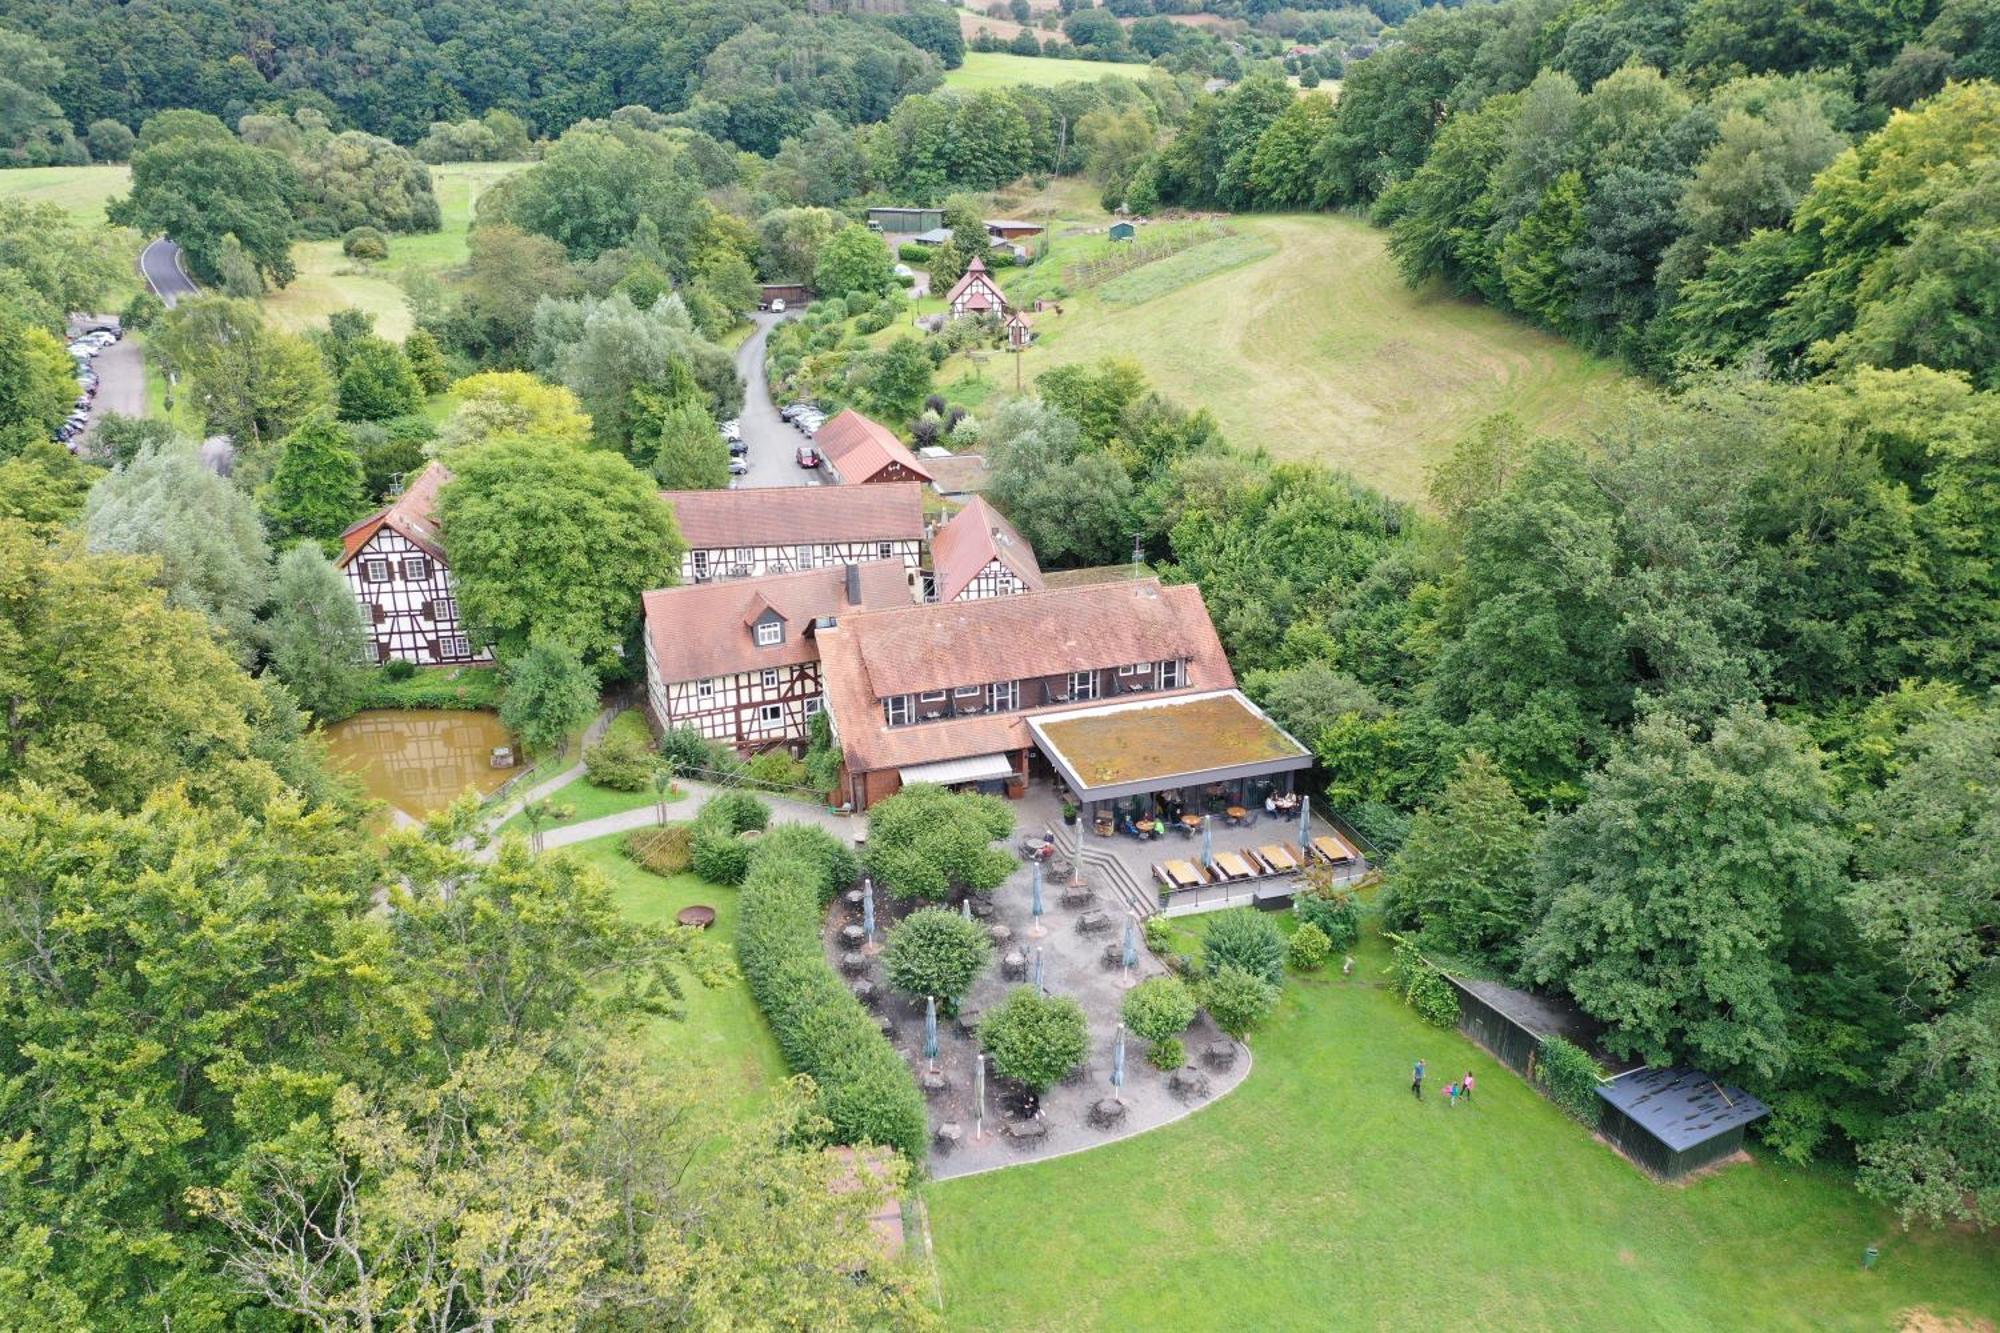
[{"x1": 899, "y1": 753, "x2": 1015, "y2": 786}]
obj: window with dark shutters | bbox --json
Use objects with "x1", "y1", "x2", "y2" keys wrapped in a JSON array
[{"x1": 404, "y1": 557, "x2": 430, "y2": 581}]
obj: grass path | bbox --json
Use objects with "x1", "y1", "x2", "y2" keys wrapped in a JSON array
[
  {"x1": 1016, "y1": 212, "x2": 1630, "y2": 503},
  {"x1": 927, "y1": 927, "x2": 2000, "y2": 1331}
]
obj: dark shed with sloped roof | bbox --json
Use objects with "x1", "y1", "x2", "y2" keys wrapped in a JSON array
[{"x1": 1596, "y1": 1067, "x2": 1770, "y2": 1179}]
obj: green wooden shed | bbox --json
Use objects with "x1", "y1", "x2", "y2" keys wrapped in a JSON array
[{"x1": 1109, "y1": 221, "x2": 1137, "y2": 241}]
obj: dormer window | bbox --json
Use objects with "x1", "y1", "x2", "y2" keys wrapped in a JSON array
[{"x1": 755, "y1": 620, "x2": 783, "y2": 647}]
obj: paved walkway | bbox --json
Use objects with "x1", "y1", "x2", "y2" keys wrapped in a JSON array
[{"x1": 537, "y1": 774, "x2": 858, "y2": 852}]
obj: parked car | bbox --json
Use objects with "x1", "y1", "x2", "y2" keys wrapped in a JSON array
[
  {"x1": 727, "y1": 438, "x2": 749, "y2": 456},
  {"x1": 720, "y1": 418, "x2": 741, "y2": 441},
  {"x1": 728, "y1": 457, "x2": 749, "y2": 475},
  {"x1": 796, "y1": 445, "x2": 819, "y2": 468},
  {"x1": 779, "y1": 402, "x2": 806, "y2": 422},
  {"x1": 770, "y1": 298, "x2": 786, "y2": 313}
]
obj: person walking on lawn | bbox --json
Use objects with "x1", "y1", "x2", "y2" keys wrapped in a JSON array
[
  {"x1": 1462, "y1": 1071, "x2": 1475, "y2": 1106},
  {"x1": 1412, "y1": 1058, "x2": 1426, "y2": 1101},
  {"x1": 1446, "y1": 1079, "x2": 1459, "y2": 1110}
]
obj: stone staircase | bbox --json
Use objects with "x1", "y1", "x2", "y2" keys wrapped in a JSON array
[{"x1": 1049, "y1": 823, "x2": 1158, "y2": 921}]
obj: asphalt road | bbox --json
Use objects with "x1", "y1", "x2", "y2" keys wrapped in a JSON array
[
  {"x1": 140, "y1": 237, "x2": 199, "y2": 306},
  {"x1": 68, "y1": 316, "x2": 144, "y2": 451},
  {"x1": 733, "y1": 311, "x2": 820, "y2": 490}
]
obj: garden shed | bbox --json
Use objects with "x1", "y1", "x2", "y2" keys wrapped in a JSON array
[
  {"x1": 1109, "y1": 221, "x2": 1136, "y2": 241},
  {"x1": 1444, "y1": 975, "x2": 1610, "y2": 1079},
  {"x1": 1596, "y1": 1067, "x2": 1770, "y2": 1180}
]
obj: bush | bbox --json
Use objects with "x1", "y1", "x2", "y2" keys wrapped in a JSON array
[
  {"x1": 736, "y1": 849, "x2": 927, "y2": 1161},
  {"x1": 749, "y1": 823, "x2": 858, "y2": 903},
  {"x1": 382, "y1": 658, "x2": 417, "y2": 682},
  {"x1": 1149, "y1": 1035, "x2": 1185, "y2": 1071},
  {"x1": 980, "y1": 987, "x2": 1088, "y2": 1095},
  {"x1": 624, "y1": 824, "x2": 692, "y2": 875},
  {"x1": 745, "y1": 750, "x2": 807, "y2": 789},
  {"x1": 898, "y1": 242, "x2": 935, "y2": 263},
  {"x1": 658, "y1": 725, "x2": 720, "y2": 776},
  {"x1": 1392, "y1": 939, "x2": 1460, "y2": 1027},
  {"x1": 1142, "y1": 914, "x2": 1175, "y2": 955},
  {"x1": 1122, "y1": 975, "x2": 1197, "y2": 1056},
  {"x1": 87, "y1": 118, "x2": 136, "y2": 163},
  {"x1": 1536, "y1": 1034, "x2": 1605, "y2": 1126},
  {"x1": 1295, "y1": 885, "x2": 1361, "y2": 952},
  {"x1": 1201, "y1": 964, "x2": 1279, "y2": 1039},
  {"x1": 698, "y1": 789, "x2": 771, "y2": 835},
  {"x1": 120, "y1": 290, "x2": 165, "y2": 332},
  {"x1": 583, "y1": 730, "x2": 657, "y2": 791},
  {"x1": 342, "y1": 225, "x2": 390, "y2": 260},
  {"x1": 865, "y1": 783, "x2": 1016, "y2": 901},
  {"x1": 1287, "y1": 922, "x2": 1332, "y2": 972},
  {"x1": 883, "y1": 907, "x2": 992, "y2": 1014},
  {"x1": 688, "y1": 790, "x2": 772, "y2": 887},
  {"x1": 1203, "y1": 909, "x2": 1286, "y2": 986}
]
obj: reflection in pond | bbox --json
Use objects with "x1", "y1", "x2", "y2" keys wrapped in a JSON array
[{"x1": 323, "y1": 709, "x2": 516, "y2": 819}]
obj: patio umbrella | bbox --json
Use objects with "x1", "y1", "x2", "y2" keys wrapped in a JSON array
[
  {"x1": 1112, "y1": 1022, "x2": 1127, "y2": 1094},
  {"x1": 975, "y1": 1053, "x2": 987, "y2": 1141},
  {"x1": 962, "y1": 897, "x2": 972, "y2": 921},
  {"x1": 1032, "y1": 945, "x2": 1045, "y2": 994},
  {"x1": 1122, "y1": 915, "x2": 1138, "y2": 972},
  {"x1": 862, "y1": 876, "x2": 876, "y2": 945},
  {"x1": 924, "y1": 995, "x2": 939, "y2": 1072},
  {"x1": 1031, "y1": 859, "x2": 1045, "y2": 935},
  {"x1": 1298, "y1": 792, "x2": 1311, "y2": 854},
  {"x1": 1201, "y1": 814, "x2": 1213, "y2": 871}
]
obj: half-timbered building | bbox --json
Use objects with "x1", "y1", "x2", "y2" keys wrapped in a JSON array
[
  {"x1": 661, "y1": 484, "x2": 927, "y2": 595},
  {"x1": 943, "y1": 256, "x2": 1009, "y2": 319},
  {"x1": 815, "y1": 409, "x2": 935, "y2": 487},
  {"x1": 815, "y1": 578, "x2": 1235, "y2": 808},
  {"x1": 336, "y1": 461, "x2": 491, "y2": 666},
  {"x1": 642, "y1": 561, "x2": 911, "y2": 754},
  {"x1": 929, "y1": 495, "x2": 1043, "y2": 603}
]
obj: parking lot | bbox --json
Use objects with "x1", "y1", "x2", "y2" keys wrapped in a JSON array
[
  {"x1": 61, "y1": 316, "x2": 141, "y2": 455},
  {"x1": 731, "y1": 310, "x2": 823, "y2": 490}
]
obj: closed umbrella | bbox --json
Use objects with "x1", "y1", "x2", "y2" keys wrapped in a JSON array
[
  {"x1": 1112, "y1": 1022, "x2": 1127, "y2": 1094},
  {"x1": 1122, "y1": 915, "x2": 1138, "y2": 972},
  {"x1": 1202, "y1": 814, "x2": 1213, "y2": 870},
  {"x1": 975, "y1": 1053, "x2": 987, "y2": 1141},
  {"x1": 924, "y1": 994, "x2": 939, "y2": 1072},
  {"x1": 862, "y1": 876, "x2": 876, "y2": 945},
  {"x1": 1030, "y1": 859, "x2": 1046, "y2": 937},
  {"x1": 962, "y1": 897, "x2": 972, "y2": 921},
  {"x1": 1032, "y1": 945, "x2": 1045, "y2": 995},
  {"x1": 1298, "y1": 792, "x2": 1311, "y2": 854}
]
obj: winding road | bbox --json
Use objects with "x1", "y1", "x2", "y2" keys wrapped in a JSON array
[
  {"x1": 733, "y1": 310, "x2": 820, "y2": 490},
  {"x1": 140, "y1": 237, "x2": 199, "y2": 306}
]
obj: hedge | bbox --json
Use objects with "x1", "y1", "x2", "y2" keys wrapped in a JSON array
[
  {"x1": 687, "y1": 790, "x2": 772, "y2": 886},
  {"x1": 736, "y1": 838, "x2": 928, "y2": 1163},
  {"x1": 1535, "y1": 1034, "x2": 1605, "y2": 1126}
]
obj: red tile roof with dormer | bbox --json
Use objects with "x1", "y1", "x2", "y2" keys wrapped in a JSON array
[
  {"x1": 337, "y1": 460, "x2": 450, "y2": 567},
  {"x1": 642, "y1": 560, "x2": 909, "y2": 685}
]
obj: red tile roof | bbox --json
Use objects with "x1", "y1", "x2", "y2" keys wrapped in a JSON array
[
  {"x1": 815, "y1": 410, "x2": 933, "y2": 486},
  {"x1": 816, "y1": 579, "x2": 1234, "y2": 774},
  {"x1": 337, "y1": 460, "x2": 450, "y2": 567},
  {"x1": 943, "y1": 256, "x2": 1007, "y2": 312},
  {"x1": 642, "y1": 561, "x2": 910, "y2": 684},
  {"x1": 659, "y1": 483, "x2": 926, "y2": 548},
  {"x1": 930, "y1": 496, "x2": 1044, "y2": 602}
]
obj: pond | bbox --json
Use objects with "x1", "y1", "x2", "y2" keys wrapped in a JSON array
[{"x1": 323, "y1": 709, "x2": 517, "y2": 819}]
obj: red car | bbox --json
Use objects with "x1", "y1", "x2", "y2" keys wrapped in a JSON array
[{"x1": 796, "y1": 445, "x2": 820, "y2": 468}]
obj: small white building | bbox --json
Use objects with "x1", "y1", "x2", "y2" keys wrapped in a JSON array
[{"x1": 336, "y1": 461, "x2": 491, "y2": 666}]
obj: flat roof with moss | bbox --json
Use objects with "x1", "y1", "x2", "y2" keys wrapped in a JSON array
[{"x1": 1030, "y1": 690, "x2": 1310, "y2": 798}]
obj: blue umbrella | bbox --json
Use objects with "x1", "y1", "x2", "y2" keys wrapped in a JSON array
[
  {"x1": 1298, "y1": 792, "x2": 1311, "y2": 854},
  {"x1": 924, "y1": 994, "x2": 939, "y2": 1070},
  {"x1": 1122, "y1": 916, "x2": 1138, "y2": 971},
  {"x1": 862, "y1": 876, "x2": 876, "y2": 944},
  {"x1": 1201, "y1": 814, "x2": 1213, "y2": 870},
  {"x1": 1112, "y1": 1023, "x2": 1127, "y2": 1092},
  {"x1": 1032, "y1": 946, "x2": 1045, "y2": 994}
]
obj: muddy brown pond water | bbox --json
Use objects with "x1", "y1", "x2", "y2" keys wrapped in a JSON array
[{"x1": 323, "y1": 709, "x2": 516, "y2": 820}]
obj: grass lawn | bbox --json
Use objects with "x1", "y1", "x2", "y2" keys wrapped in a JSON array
[
  {"x1": 262, "y1": 160, "x2": 529, "y2": 340},
  {"x1": 562, "y1": 831, "x2": 788, "y2": 1118},
  {"x1": 942, "y1": 53, "x2": 1143, "y2": 91},
  {"x1": 927, "y1": 923, "x2": 2000, "y2": 1331},
  {"x1": 0, "y1": 163, "x2": 130, "y2": 223}
]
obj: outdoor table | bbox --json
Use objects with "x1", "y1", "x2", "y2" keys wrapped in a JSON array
[
  {"x1": 1258, "y1": 844, "x2": 1300, "y2": 873},
  {"x1": 1312, "y1": 834, "x2": 1357, "y2": 865},
  {"x1": 1212, "y1": 851, "x2": 1254, "y2": 881},
  {"x1": 934, "y1": 1121, "x2": 964, "y2": 1149},
  {"x1": 1008, "y1": 1118, "x2": 1048, "y2": 1142},
  {"x1": 1162, "y1": 859, "x2": 1204, "y2": 890},
  {"x1": 1225, "y1": 805, "x2": 1247, "y2": 825},
  {"x1": 1076, "y1": 910, "x2": 1112, "y2": 935},
  {"x1": 850, "y1": 980, "x2": 876, "y2": 1005},
  {"x1": 1203, "y1": 1040, "x2": 1238, "y2": 1070},
  {"x1": 676, "y1": 904, "x2": 716, "y2": 930},
  {"x1": 920, "y1": 1071, "x2": 948, "y2": 1097},
  {"x1": 989, "y1": 924, "x2": 1013, "y2": 947},
  {"x1": 1179, "y1": 814, "x2": 1202, "y2": 830},
  {"x1": 839, "y1": 923, "x2": 866, "y2": 947},
  {"x1": 1169, "y1": 1066, "x2": 1212, "y2": 1099},
  {"x1": 1090, "y1": 1098, "x2": 1128, "y2": 1128},
  {"x1": 839, "y1": 951, "x2": 868, "y2": 975},
  {"x1": 1002, "y1": 949, "x2": 1027, "y2": 980},
  {"x1": 955, "y1": 1006, "x2": 983, "y2": 1035}
]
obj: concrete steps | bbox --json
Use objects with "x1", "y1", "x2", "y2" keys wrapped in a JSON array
[{"x1": 1049, "y1": 822, "x2": 1157, "y2": 921}]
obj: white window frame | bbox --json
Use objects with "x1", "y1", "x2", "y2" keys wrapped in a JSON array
[
  {"x1": 804, "y1": 696, "x2": 823, "y2": 716},
  {"x1": 1067, "y1": 670, "x2": 1097, "y2": 701},
  {"x1": 692, "y1": 549, "x2": 710, "y2": 578},
  {"x1": 440, "y1": 634, "x2": 470, "y2": 659},
  {"x1": 918, "y1": 690, "x2": 948, "y2": 705},
  {"x1": 402, "y1": 556, "x2": 430, "y2": 581},
  {"x1": 697, "y1": 679, "x2": 715, "y2": 699},
  {"x1": 885, "y1": 695, "x2": 913, "y2": 726},
  {"x1": 755, "y1": 621, "x2": 783, "y2": 647},
  {"x1": 878, "y1": 541, "x2": 894, "y2": 559},
  {"x1": 1118, "y1": 663, "x2": 1142, "y2": 677},
  {"x1": 757, "y1": 703, "x2": 783, "y2": 723},
  {"x1": 363, "y1": 557, "x2": 390, "y2": 584},
  {"x1": 761, "y1": 668, "x2": 778, "y2": 691},
  {"x1": 1159, "y1": 658, "x2": 1185, "y2": 689},
  {"x1": 796, "y1": 544, "x2": 814, "y2": 568},
  {"x1": 987, "y1": 680, "x2": 1018, "y2": 711},
  {"x1": 954, "y1": 684, "x2": 982, "y2": 698}
]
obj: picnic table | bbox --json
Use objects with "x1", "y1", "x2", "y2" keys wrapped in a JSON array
[
  {"x1": 1211, "y1": 851, "x2": 1254, "y2": 881},
  {"x1": 1258, "y1": 843, "x2": 1301, "y2": 873},
  {"x1": 1312, "y1": 834, "x2": 1358, "y2": 865},
  {"x1": 1154, "y1": 859, "x2": 1205, "y2": 890}
]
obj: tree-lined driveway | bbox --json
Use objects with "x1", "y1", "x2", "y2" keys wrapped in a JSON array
[{"x1": 733, "y1": 311, "x2": 818, "y2": 490}]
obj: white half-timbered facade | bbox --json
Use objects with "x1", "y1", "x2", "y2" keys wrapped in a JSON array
[
  {"x1": 336, "y1": 462, "x2": 491, "y2": 666},
  {"x1": 944, "y1": 256, "x2": 1009, "y2": 319},
  {"x1": 929, "y1": 496, "x2": 1044, "y2": 603},
  {"x1": 642, "y1": 561, "x2": 912, "y2": 754},
  {"x1": 661, "y1": 484, "x2": 927, "y2": 597}
]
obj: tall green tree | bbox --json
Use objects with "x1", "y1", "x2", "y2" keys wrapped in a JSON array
[
  {"x1": 264, "y1": 415, "x2": 367, "y2": 548},
  {"x1": 438, "y1": 436, "x2": 684, "y2": 668},
  {"x1": 109, "y1": 135, "x2": 300, "y2": 287},
  {"x1": 648, "y1": 395, "x2": 729, "y2": 489},
  {"x1": 149, "y1": 299, "x2": 333, "y2": 448},
  {"x1": 499, "y1": 637, "x2": 601, "y2": 759},
  {"x1": 262, "y1": 542, "x2": 369, "y2": 721},
  {"x1": 813, "y1": 223, "x2": 895, "y2": 298},
  {"x1": 337, "y1": 336, "x2": 424, "y2": 422},
  {"x1": 1385, "y1": 750, "x2": 1540, "y2": 966}
]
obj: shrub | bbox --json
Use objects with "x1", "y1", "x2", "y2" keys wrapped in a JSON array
[
  {"x1": 883, "y1": 907, "x2": 992, "y2": 1014},
  {"x1": 624, "y1": 824, "x2": 692, "y2": 875},
  {"x1": 750, "y1": 823, "x2": 858, "y2": 903},
  {"x1": 1122, "y1": 975, "x2": 1197, "y2": 1058},
  {"x1": 1203, "y1": 909, "x2": 1286, "y2": 986},
  {"x1": 583, "y1": 729, "x2": 657, "y2": 791},
  {"x1": 120, "y1": 290, "x2": 165, "y2": 332},
  {"x1": 745, "y1": 750, "x2": 807, "y2": 789},
  {"x1": 342, "y1": 225, "x2": 389, "y2": 260},
  {"x1": 688, "y1": 790, "x2": 773, "y2": 886},
  {"x1": 1201, "y1": 964, "x2": 1279, "y2": 1039},
  {"x1": 658, "y1": 725, "x2": 720, "y2": 776},
  {"x1": 698, "y1": 789, "x2": 771, "y2": 835},
  {"x1": 382, "y1": 658, "x2": 417, "y2": 682},
  {"x1": 898, "y1": 242, "x2": 935, "y2": 262},
  {"x1": 1295, "y1": 884, "x2": 1361, "y2": 952},
  {"x1": 1142, "y1": 915, "x2": 1175, "y2": 955},
  {"x1": 1536, "y1": 1034, "x2": 1605, "y2": 1126},
  {"x1": 865, "y1": 783, "x2": 1016, "y2": 901},
  {"x1": 1287, "y1": 922, "x2": 1332, "y2": 972},
  {"x1": 1392, "y1": 939, "x2": 1460, "y2": 1027},
  {"x1": 1149, "y1": 1035, "x2": 1185, "y2": 1071},
  {"x1": 736, "y1": 848, "x2": 927, "y2": 1161},
  {"x1": 980, "y1": 987, "x2": 1088, "y2": 1095}
]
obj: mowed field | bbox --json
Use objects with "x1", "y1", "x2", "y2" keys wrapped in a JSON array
[
  {"x1": 928, "y1": 922, "x2": 2000, "y2": 1332},
  {"x1": 1020, "y1": 212, "x2": 1628, "y2": 502},
  {"x1": 0, "y1": 163, "x2": 130, "y2": 223},
  {"x1": 947, "y1": 53, "x2": 1189, "y2": 92},
  {"x1": 261, "y1": 159, "x2": 528, "y2": 339}
]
